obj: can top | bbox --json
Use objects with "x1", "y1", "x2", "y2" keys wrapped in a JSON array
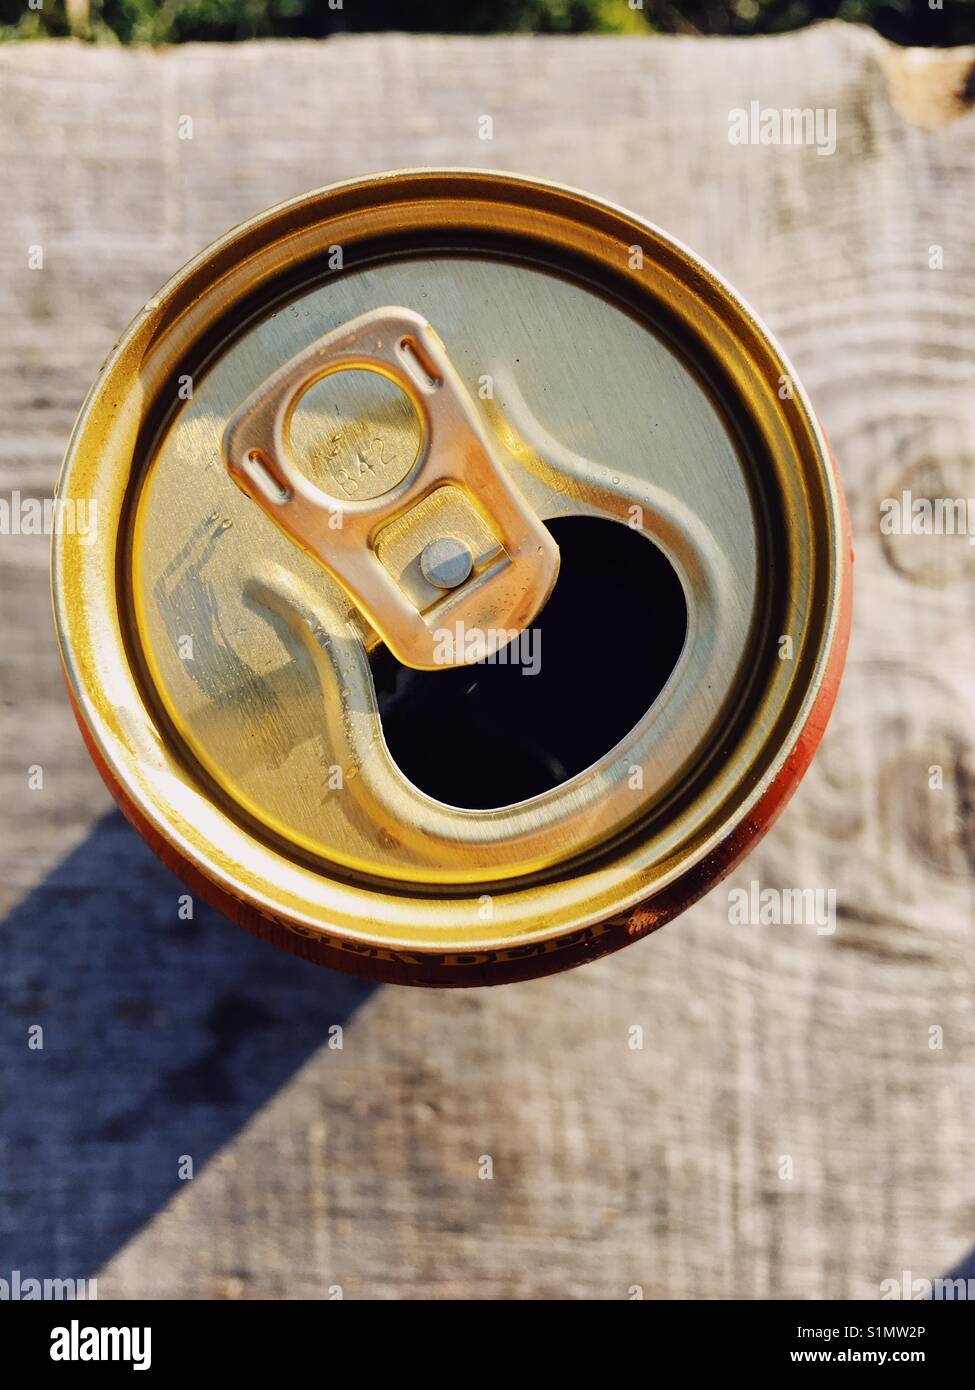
[{"x1": 53, "y1": 170, "x2": 849, "y2": 981}]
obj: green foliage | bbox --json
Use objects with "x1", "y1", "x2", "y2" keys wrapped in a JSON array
[{"x1": 1, "y1": 0, "x2": 973, "y2": 46}]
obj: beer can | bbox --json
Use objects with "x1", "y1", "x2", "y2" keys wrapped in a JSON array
[{"x1": 52, "y1": 170, "x2": 852, "y2": 986}]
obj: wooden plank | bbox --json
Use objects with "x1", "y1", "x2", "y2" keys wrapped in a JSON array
[{"x1": 1, "y1": 23, "x2": 974, "y2": 1299}]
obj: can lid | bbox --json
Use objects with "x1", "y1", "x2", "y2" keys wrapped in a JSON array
[{"x1": 53, "y1": 170, "x2": 850, "y2": 983}]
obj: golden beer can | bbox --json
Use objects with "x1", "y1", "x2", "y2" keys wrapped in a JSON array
[{"x1": 52, "y1": 170, "x2": 852, "y2": 986}]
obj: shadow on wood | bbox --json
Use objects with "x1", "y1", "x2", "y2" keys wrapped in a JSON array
[{"x1": 0, "y1": 812, "x2": 376, "y2": 1280}]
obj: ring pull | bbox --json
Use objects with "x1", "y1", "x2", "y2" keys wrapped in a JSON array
[{"x1": 223, "y1": 306, "x2": 560, "y2": 671}]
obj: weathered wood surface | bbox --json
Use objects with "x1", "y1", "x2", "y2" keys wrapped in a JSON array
[{"x1": 1, "y1": 24, "x2": 975, "y2": 1299}]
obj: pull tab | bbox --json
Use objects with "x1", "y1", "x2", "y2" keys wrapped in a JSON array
[{"x1": 222, "y1": 306, "x2": 560, "y2": 670}]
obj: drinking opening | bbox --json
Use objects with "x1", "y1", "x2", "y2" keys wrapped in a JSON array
[{"x1": 371, "y1": 514, "x2": 689, "y2": 809}]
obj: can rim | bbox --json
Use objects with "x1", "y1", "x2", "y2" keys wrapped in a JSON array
[{"x1": 52, "y1": 168, "x2": 852, "y2": 976}]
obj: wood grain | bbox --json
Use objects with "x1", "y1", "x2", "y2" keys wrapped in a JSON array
[{"x1": 1, "y1": 23, "x2": 974, "y2": 1299}]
